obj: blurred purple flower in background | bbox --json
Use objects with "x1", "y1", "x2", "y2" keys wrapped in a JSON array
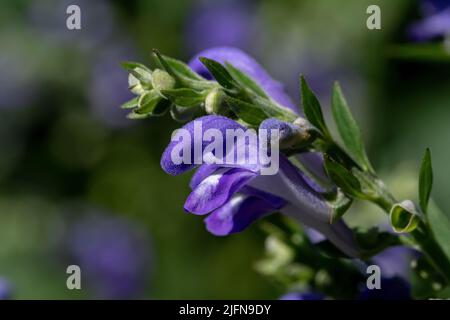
[
  {"x1": 28, "y1": 0, "x2": 115, "y2": 51},
  {"x1": 29, "y1": 0, "x2": 137, "y2": 128},
  {"x1": 184, "y1": 0, "x2": 256, "y2": 54},
  {"x1": 0, "y1": 278, "x2": 13, "y2": 300},
  {"x1": 355, "y1": 246, "x2": 416, "y2": 300},
  {"x1": 66, "y1": 213, "x2": 153, "y2": 299},
  {"x1": 371, "y1": 246, "x2": 417, "y2": 282},
  {"x1": 358, "y1": 276, "x2": 411, "y2": 300},
  {"x1": 409, "y1": 0, "x2": 450, "y2": 41},
  {"x1": 279, "y1": 292, "x2": 324, "y2": 300},
  {"x1": 0, "y1": 48, "x2": 38, "y2": 110},
  {"x1": 89, "y1": 45, "x2": 136, "y2": 128}
]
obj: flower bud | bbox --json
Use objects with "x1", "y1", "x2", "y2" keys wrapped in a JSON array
[
  {"x1": 389, "y1": 200, "x2": 422, "y2": 233},
  {"x1": 260, "y1": 118, "x2": 314, "y2": 149},
  {"x1": 204, "y1": 88, "x2": 226, "y2": 115},
  {"x1": 128, "y1": 73, "x2": 146, "y2": 95},
  {"x1": 151, "y1": 69, "x2": 176, "y2": 94}
]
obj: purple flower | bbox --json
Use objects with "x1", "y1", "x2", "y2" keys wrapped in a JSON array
[
  {"x1": 371, "y1": 246, "x2": 417, "y2": 282},
  {"x1": 280, "y1": 292, "x2": 324, "y2": 300},
  {"x1": 185, "y1": 0, "x2": 255, "y2": 54},
  {"x1": 88, "y1": 45, "x2": 136, "y2": 128},
  {"x1": 188, "y1": 47, "x2": 297, "y2": 112},
  {"x1": 28, "y1": 0, "x2": 115, "y2": 51},
  {"x1": 66, "y1": 213, "x2": 152, "y2": 299},
  {"x1": 160, "y1": 115, "x2": 359, "y2": 257},
  {"x1": 161, "y1": 47, "x2": 359, "y2": 257},
  {"x1": 408, "y1": 0, "x2": 450, "y2": 41},
  {"x1": 0, "y1": 278, "x2": 12, "y2": 300},
  {"x1": 0, "y1": 46, "x2": 38, "y2": 110}
]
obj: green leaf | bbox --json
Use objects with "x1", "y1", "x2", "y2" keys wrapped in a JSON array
[
  {"x1": 134, "y1": 91, "x2": 170, "y2": 117},
  {"x1": 170, "y1": 104, "x2": 204, "y2": 123},
  {"x1": 428, "y1": 201, "x2": 450, "y2": 262},
  {"x1": 224, "y1": 96, "x2": 268, "y2": 126},
  {"x1": 419, "y1": 148, "x2": 433, "y2": 214},
  {"x1": 120, "y1": 96, "x2": 139, "y2": 109},
  {"x1": 152, "y1": 49, "x2": 214, "y2": 91},
  {"x1": 224, "y1": 63, "x2": 268, "y2": 97},
  {"x1": 160, "y1": 88, "x2": 205, "y2": 107},
  {"x1": 251, "y1": 95, "x2": 297, "y2": 122},
  {"x1": 323, "y1": 156, "x2": 365, "y2": 199},
  {"x1": 160, "y1": 55, "x2": 205, "y2": 81},
  {"x1": 120, "y1": 61, "x2": 152, "y2": 85},
  {"x1": 199, "y1": 57, "x2": 237, "y2": 90},
  {"x1": 389, "y1": 200, "x2": 421, "y2": 233},
  {"x1": 325, "y1": 189, "x2": 353, "y2": 223},
  {"x1": 331, "y1": 82, "x2": 373, "y2": 172},
  {"x1": 300, "y1": 76, "x2": 330, "y2": 137}
]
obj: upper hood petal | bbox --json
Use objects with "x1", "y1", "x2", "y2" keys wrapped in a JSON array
[{"x1": 161, "y1": 115, "x2": 246, "y2": 175}]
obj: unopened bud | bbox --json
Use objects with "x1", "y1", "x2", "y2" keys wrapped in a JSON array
[
  {"x1": 128, "y1": 73, "x2": 146, "y2": 95},
  {"x1": 205, "y1": 88, "x2": 226, "y2": 114},
  {"x1": 152, "y1": 69, "x2": 176, "y2": 93},
  {"x1": 260, "y1": 118, "x2": 313, "y2": 149},
  {"x1": 389, "y1": 200, "x2": 421, "y2": 233}
]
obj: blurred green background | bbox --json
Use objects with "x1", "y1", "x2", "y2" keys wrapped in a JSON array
[{"x1": 0, "y1": 0, "x2": 449, "y2": 299}]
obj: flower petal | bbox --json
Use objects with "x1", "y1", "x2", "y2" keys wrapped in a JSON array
[
  {"x1": 189, "y1": 164, "x2": 221, "y2": 189},
  {"x1": 259, "y1": 118, "x2": 304, "y2": 147},
  {"x1": 358, "y1": 276, "x2": 411, "y2": 300},
  {"x1": 371, "y1": 246, "x2": 418, "y2": 281},
  {"x1": 184, "y1": 168, "x2": 257, "y2": 215},
  {"x1": 281, "y1": 204, "x2": 360, "y2": 258},
  {"x1": 188, "y1": 47, "x2": 297, "y2": 112},
  {"x1": 205, "y1": 193, "x2": 281, "y2": 236},
  {"x1": 249, "y1": 155, "x2": 331, "y2": 223},
  {"x1": 161, "y1": 115, "x2": 245, "y2": 175},
  {"x1": 408, "y1": 9, "x2": 450, "y2": 41},
  {"x1": 240, "y1": 185, "x2": 286, "y2": 209}
]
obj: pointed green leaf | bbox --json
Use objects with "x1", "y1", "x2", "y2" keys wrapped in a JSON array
[
  {"x1": 120, "y1": 96, "x2": 139, "y2": 109},
  {"x1": 428, "y1": 201, "x2": 450, "y2": 262},
  {"x1": 300, "y1": 76, "x2": 330, "y2": 137},
  {"x1": 325, "y1": 189, "x2": 353, "y2": 223},
  {"x1": 170, "y1": 104, "x2": 204, "y2": 123},
  {"x1": 419, "y1": 148, "x2": 433, "y2": 214},
  {"x1": 161, "y1": 55, "x2": 204, "y2": 81},
  {"x1": 152, "y1": 49, "x2": 213, "y2": 91},
  {"x1": 224, "y1": 96, "x2": 268, "y2": 126},
  {"x1": 323, "y1": 156, "x2": 366, "y2": 199},
  {"x1": 134, "y1": 91, "x2": 170, "y2": 117},
  {"x1": 199, "y1": 57, "x2": 237, "y2": 90},
  {"x1": 251, "y1": 95, "x2": 297, "y2": 122},
  {"x1": 120, "y1": 61, "x2": 152, "y2": 85},
  {"x1": 331, "y1": 82, "x2": 373, "y2": 172},
  {"x1": 224, "y1": 63, "x2": 268, "y2": 97},
  {"x1": 160, "y1": 88, "x2": 205, "y2": 107}
]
